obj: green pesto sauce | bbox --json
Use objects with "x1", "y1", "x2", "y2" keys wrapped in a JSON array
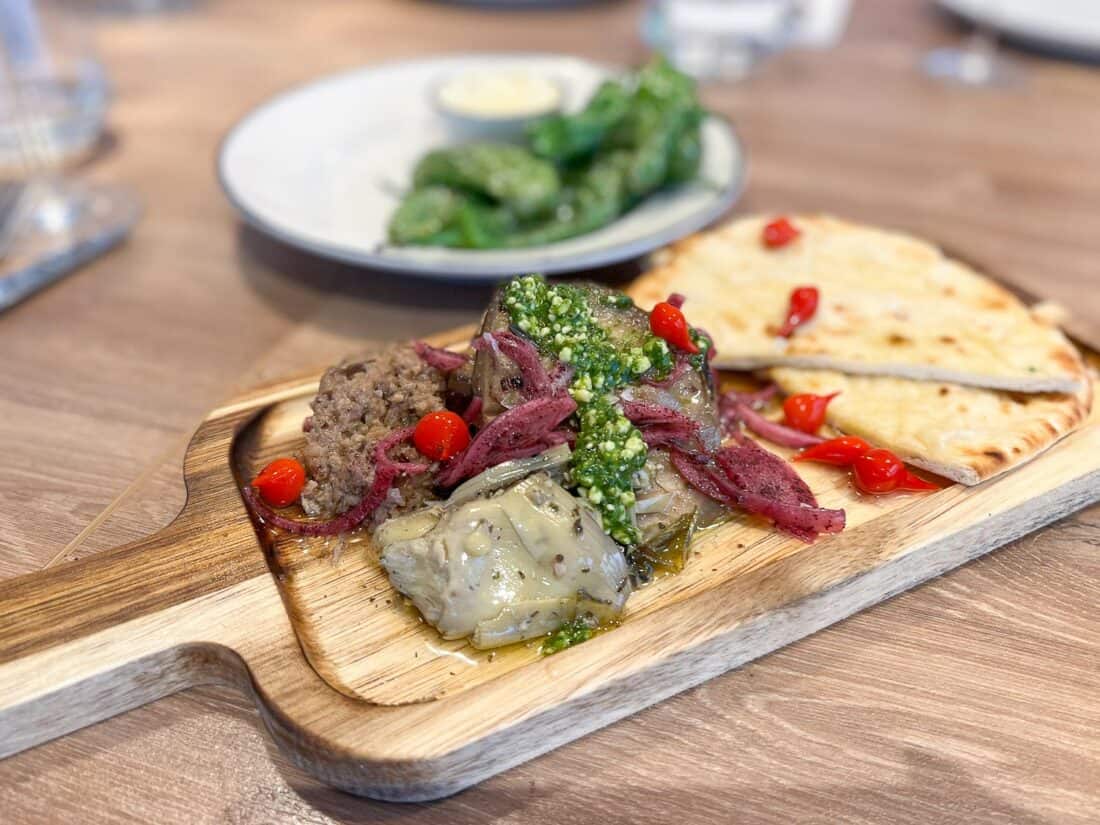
[
  {"x1": 502, "y1": 274, "x2": 673, "y2": 545},
  {"x1": 541, "y1": 617, "x2": 595, "y2": 655}
]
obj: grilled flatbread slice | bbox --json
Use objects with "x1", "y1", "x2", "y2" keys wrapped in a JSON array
[
  {"x1": 631, "y1": 214, "x2": 1086, "y2": 393},
  {"x1": 770, "y1": 367, "x2": 1094, "y2": 485}
]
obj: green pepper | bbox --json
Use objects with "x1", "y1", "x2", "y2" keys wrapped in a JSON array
[
  {"x1": 629, "y1": 104, "x2": 703, "y2": 194},
  {"x1": 527, "y1": 80, "x2": 633, "y2": 164},
  {"x1": 600, "y1": 57, "x2": 705, "y2": 198},
  {"x1": 388, "y1": 186, "x2": 519, "y2": 249},
  {"x1": 503, "y1": 149, "x2": 631, "y2": 247},
  {"x1": 454, "y1": 200, "x2": 518, "y2": 249},
  {"x1": 666, "y1": 123, "x2": 703, "y2": 184},
  {"x1": 388, "y1": 56, "x2": 707, "y2": 251},
  {"x1": 387, "y1": 185, "x2": 465, "y2": 246},
  {"x1": 412, "y1": 143, "x2": 561, "y2": 219},
  {"x1": 627, "y1": 127, "x2": 675, "y2": 197},
  {"x1": 636, "y1": 54, "x2": 699, "y2": 106}
]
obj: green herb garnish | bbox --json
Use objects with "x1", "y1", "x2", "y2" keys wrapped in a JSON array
[
  {"x1": 541, "y1": 618, "x2": 595, "y2": 655},
  {"x1": 503, "y1": 275, "x2": 673, "y2": 545}
]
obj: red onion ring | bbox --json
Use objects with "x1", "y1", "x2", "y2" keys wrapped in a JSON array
[
  {"x1": 670, "y1": 447, "x2": 844, "y2": 542},
  {"x1": 461, "y1": 395, "x2": 483, "y2": 424},
  {"x1": 728, "y1": 401, "x2": 824, "y2": 449},
  {"x1": 436, "y1": 394, "x2": 577, "y2": 487},
  {"x1": 720, "y1": 384, "x2": 778, "y2": 410},
  {"x1": 244, "y1": 427, "x2": 428, "y2": 536},
  {"x1": 414, "y1": 340, "x2": 468, "y2": 373}
]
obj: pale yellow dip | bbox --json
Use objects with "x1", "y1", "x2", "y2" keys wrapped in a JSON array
[{"x1": 437, "y1": 69, "x2": 561, "y2": 120}]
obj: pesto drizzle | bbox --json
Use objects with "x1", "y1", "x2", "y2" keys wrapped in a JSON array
[
  {"x1": 541, "y1": 617, "x2": 595, "y2": 655},
  {"x1": 502, "y1": 274, "x2": 673, "y2": 545}
]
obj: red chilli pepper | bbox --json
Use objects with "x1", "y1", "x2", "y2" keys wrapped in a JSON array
[
  {"x1": 649, "y1": 301, "x2": 699, "y2": 354},
  {"x1": 762, "y1": 216, "x2": 801, "y2": 248},
  {"x1": 783, "y1": 392, "x2": 840, "y2": 434},
  {"x1": 251, "y1": 457, "x2": 307, "y2": 508},
  {"x1": 413, "y1": 410, "x2": 471, "y2": 462},
  {"x1": 797, "y1": 439, "x2": 941, "y2": 495},
  {"x1": 777, "y1": 285, "x2": 819, "y2": 338},
  {"x1": 850, "y1": 450, "x2": 940, "y2": 495},
  {"x1": 851, "y1": 448, "x2": 906, "y2": 494},
  {"x1": 793, "y1": 435, "x2": 871, "y2": 466},
  {"x1": 896, "y1": 469, "x2": 941, "y2": 493}
]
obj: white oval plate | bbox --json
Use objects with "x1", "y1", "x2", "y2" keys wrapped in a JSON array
[{"x1": 218, "y1": 53, "x2": 746, "y2": 281}]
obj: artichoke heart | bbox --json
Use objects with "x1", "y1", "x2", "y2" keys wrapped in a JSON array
[{"x1": 377, "y1": 472, "x2": 631, "y2": 649}]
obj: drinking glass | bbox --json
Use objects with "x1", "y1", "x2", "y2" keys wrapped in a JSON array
[
  {"x1": 0, "y1": 0, "x2": 138, "y2": 310},
  {"x1": 642, "y1": 0, "x2": 803, "y2": 80}
]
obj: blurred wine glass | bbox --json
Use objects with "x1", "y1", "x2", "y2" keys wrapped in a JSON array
[
  {"x1": 0, "y1": 0, "x2": 138, "y2": 310},
  {"x1": 0, "y1": 0, "x2": 108, "y2": 169},
  {"x1": 923, "y1": 1, "x2": 1021, "y2": 87}
]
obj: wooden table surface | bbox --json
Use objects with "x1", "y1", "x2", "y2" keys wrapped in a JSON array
[{"x1": 1, "y1": 0, "x2": 1098, "y2": 821}]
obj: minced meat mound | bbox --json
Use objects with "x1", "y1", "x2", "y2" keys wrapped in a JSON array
[{"x1": 300, "y1": 343, "x2": 446, "y2": 521}]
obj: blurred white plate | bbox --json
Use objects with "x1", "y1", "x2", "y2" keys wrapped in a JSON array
[
  {"x1": 217, "y1": 53, "x2": 745, "y2": 281},
  {"x1": 937, "y1": 0, "x2": 1100, "y2": 59}
]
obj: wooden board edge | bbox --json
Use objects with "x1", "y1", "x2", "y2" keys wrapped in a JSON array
[{"x1": 252, "y1": 464, "x2": 1100, "y2": 800}]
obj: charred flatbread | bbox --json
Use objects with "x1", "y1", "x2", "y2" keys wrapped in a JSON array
[
  {"x1": 631, "y1": 214, "x2": 1086, "y2": 393},
  {"x1": 770, "y1": 367, "x2": 1093, "y2": 485}
]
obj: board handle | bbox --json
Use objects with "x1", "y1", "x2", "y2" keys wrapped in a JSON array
[
  {"x1": 0, "y1": 510, "x2": 272, "y2": 759},
  {"x1": 0, "y1": 376, "x2": 327, "y2": 759},
  {"x1": 0, "y1": 397, "x2": 292, "y2": 766}
]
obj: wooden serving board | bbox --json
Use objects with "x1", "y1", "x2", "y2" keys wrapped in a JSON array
[{"x1": 1, "y1": 326, "x2": 1098, "y2": 802}]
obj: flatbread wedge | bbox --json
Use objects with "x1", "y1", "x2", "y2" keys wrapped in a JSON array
[
  {"x1": 631, "y1": 214, "x2": 1086, "y2": 393},
  {"x1": 770, "y1": 367, "x2": 1094, "y2": 485}
]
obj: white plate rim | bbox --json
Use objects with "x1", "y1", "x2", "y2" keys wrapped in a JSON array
[
  {"x1": 936, "y1": 0, "x2": 1100, "y2": 59},
  {"x1": 215, "y1": 53, "x2": 747, "y2": 282}
]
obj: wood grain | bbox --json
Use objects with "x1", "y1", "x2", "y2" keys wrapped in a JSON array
[
  {"x1": 1, "y1": 328, "x2": 1097, "y2": 800},
  {"x1": 1, "y1": 0, "x2": 1099, "y2": 821}
]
